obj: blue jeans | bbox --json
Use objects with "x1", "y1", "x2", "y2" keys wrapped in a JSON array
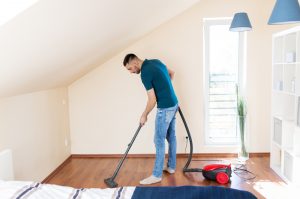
[{"x1": 152, "y1": 104, "x2": 178, "y2": 178}]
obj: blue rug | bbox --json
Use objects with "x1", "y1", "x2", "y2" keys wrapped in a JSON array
[{"x1": 131, "y1": 186, "x2": 257, "y2": 199}]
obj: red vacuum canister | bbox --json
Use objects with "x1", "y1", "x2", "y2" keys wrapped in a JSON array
[{"x1": 202, "y1": 164, "x2": 232, "y2": 184}]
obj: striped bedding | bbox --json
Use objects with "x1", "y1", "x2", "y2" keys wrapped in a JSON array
[
  {"x1": 0, "y1": 180, "x2": 134, "y2": 199},
  {"x1": 0, "y1": 180, "x2": 257, "y2": 199}
]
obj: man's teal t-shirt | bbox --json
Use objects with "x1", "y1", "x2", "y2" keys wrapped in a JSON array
[{"x1": 141, "y1": 59, "x2": 178, "y2": 108}]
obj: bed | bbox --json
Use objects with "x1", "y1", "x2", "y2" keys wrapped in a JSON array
[{"x1": 0, "y1": 180, "x2": 257, "y2": 199}]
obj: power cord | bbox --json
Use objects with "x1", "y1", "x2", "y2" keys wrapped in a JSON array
[{"x1": 232, "y1": 164, "x2": 256, "y2": 181}]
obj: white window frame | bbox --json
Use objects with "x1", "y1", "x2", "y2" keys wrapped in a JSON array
[{"x1": 203, "y1": 18, "x2": 247, "y2": 145}]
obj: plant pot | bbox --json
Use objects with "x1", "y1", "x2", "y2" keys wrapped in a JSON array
[{"x1": 238, "y1": 115, "x2": 249, "y2": 162}]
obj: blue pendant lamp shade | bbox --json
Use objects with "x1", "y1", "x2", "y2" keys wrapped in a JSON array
[
  {"x1": 229, "y1": 12, "x2": 252, "y2": 32},
  {"x1": 268, "y1": 0, "x2": 300, "y2": 24}
]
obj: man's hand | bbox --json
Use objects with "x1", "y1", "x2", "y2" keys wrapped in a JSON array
[
  {"x1": 140, "y1": 114, "x2": 147, "y2": 126},
  {"x1": 167, "y1": 68, "x2": 175, "y2": 80}
]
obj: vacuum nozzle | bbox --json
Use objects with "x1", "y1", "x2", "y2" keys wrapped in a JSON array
[{"x1": 104, "y1": 178, "x2": 118, "y2": 188}]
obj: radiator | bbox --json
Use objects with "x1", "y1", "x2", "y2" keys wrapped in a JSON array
[{"x1": 0, "y1": 149, "x2": 14, "y2": 180}]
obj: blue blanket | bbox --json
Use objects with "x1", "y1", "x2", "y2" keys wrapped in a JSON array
[{"x1": 131, "y1": 186, "x2": 257, "y2": 199}]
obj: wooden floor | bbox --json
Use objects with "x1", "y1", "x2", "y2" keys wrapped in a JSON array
[{"x1": 46, "y1": 156, "x2": 291, "y2": 199}]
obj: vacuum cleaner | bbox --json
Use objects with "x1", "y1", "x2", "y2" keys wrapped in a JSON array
[
  {"x1": 202, "y1": 164, "x2": 231, "y2": 184},
  {"x1": 104, "y1": 107, "x2": 231, "y2": 188},
  {"x1": 178, "y1": 107, "x2": 232, "y2": 184}
]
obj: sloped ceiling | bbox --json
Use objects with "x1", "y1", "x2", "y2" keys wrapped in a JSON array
[{"x1": 0, "y1": 0, "x2": 200, "y2": 98}]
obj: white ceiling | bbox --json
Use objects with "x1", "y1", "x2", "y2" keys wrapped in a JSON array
[{"x1": 0, "y1": 0, "x2": 200, "y2": 98}]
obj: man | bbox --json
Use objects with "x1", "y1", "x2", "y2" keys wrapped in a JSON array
[{"x1": 123, "y1": 53, "x2": 178, "y2": 185}]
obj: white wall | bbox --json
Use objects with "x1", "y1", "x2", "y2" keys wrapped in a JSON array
[
  {"x1": 0, "y1": 88, "x2": 71, "y2": 181},
  {"x1": 69, "y1": 0, "x2": 297, "y2": 154}
]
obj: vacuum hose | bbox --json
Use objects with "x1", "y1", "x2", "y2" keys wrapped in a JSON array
[{"x1": 177, "y1": 107, "x2": 195, "y2": 172}]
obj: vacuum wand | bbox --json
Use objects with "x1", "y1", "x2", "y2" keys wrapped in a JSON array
[
  {"x1": 105, "y1": 106, "x2": 194, "y2": 187},
  {"x1": 104, "y1": 124, "x2": 142, "y2": 188}
]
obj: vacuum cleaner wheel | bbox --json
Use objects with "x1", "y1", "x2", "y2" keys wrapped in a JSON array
[{"x1": 216, "y1": 172, "x2": 229, "y2": 184}]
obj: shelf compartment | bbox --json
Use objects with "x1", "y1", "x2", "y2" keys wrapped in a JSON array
[
  {"x1": 293, "y1": 157, "x2": 300, "y2": 185},
  {"x1": 284, "y1": 33, "x2": 297, "y2": 63},
  {"x1": 282, "y1": 150, "x2": 300, "y2": 186},
  {"x1": 272, "y1": 92, "x2": 296, "y2": 122},
  {"x1": 283, "y1": 64, "x2": 296, "y2": 93},
  {"x1": 283, "y1": 150, "x2": 294, "y2": 182},
  {"x1": 271, "y1": 143, "x2": 282, "y2": 171},
  {"x1": 273, "y1": 36, "x2": 284, "y2": 63},
  {"x1": 294, "y1": 127, "x2": 300, "y2": 156},
  {"x1": 273, "y1": 64, "x2": 284, "y2": 91},
  {"x1": 282, "y1": 121, "x2": 294, "y2": 149},
  {"x1": 273, "y1": 117, "x2": 282, "y2": 145}
]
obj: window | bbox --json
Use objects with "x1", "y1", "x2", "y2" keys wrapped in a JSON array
[{"x1": 203, "y1": 18, "x2": 246, "y2": 145}]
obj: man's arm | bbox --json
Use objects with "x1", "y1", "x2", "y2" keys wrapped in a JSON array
[
  {"x1": 167, "y1": 67, "x2": 175, "y2": 80},
  {"x1": 140, "y1": 89, "x2": 156, "y2": 125}
]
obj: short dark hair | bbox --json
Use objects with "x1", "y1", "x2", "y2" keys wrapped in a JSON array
[{"x1": 123, "y1": 53, "x2": 137, "y2": 66}]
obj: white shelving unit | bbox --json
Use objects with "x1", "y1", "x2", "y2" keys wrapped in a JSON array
[{"x1": 271, "y1": 26, "x2": 300, "y2": 187}]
